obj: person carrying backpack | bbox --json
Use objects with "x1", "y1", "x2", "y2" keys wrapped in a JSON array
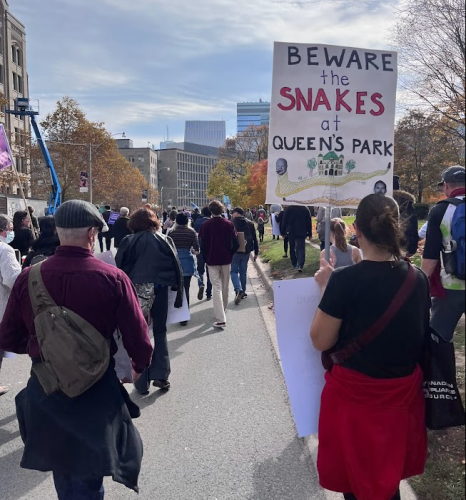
[
  {"x1": 0, "y1": 200, "x2": 153, "y2": 499},
  {"x1": 231, "y1": 207, "x2": 259, "y2": 304},
  {"x1": 422, "y1": 166, "x2": 465, "y2": 342}
]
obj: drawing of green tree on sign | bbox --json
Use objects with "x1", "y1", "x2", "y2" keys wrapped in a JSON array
[
  {"x1": 345, "y1": 159, "x2": 356, "y2": 174},
  {"x1": 307, "y1": 158, "x2": 318, "y2": 177}
]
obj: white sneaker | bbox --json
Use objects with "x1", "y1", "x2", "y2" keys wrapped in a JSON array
[{"x1": 213, "y1": 322, "x2": 226, "y2": 329}]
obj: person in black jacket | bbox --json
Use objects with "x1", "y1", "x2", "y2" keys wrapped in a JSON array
[
  {"x1": 281, "y1": 205, "x2": 312, "y2": 272},
  {"x1": 194, "y1": 207, "x2": 213, "y2": 301},
  {"x1": 231, "y1": 207, "x2": 259, "y2": 303},
  {"x1": 10, "y1": 210, "x2": 33, "y2": 258},
  {"x1": 98, "y1": 205, "x2": 113, "y2": 252},
  {"x1": 22, "y1": 216, "x2": 60, "y2": 268},
  {"x1": 113, "y1": 207, "x2": 131, "y2": 249},
  {"x1": 116, "y1": 208, "x2": 183, "y2": 394}
]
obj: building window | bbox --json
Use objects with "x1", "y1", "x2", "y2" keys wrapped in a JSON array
[
  {"x1": 0, "y1": 65, "x2": 3, "y2": 85},
  {"x1": 17, "y1": 49, "x2": 22, "y2": 67},
  {"x1": 12, "y1": 73, "x2": 23, "y2": 93},
  {"x1": 12, "y1": 45, "x2": 16, "y2": 63}
]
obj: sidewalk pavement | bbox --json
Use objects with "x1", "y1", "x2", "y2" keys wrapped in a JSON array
[{"x1": 251, "y1": 255, "x2": 418, "y2": 500}]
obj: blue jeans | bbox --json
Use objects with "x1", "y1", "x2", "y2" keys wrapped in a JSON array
[
  {"x1": 53, "y1": 472, "x2": 104, "y2": 500},
  {"x1": 230, "y1": 253, "x2": 250, "y2": 293},
  {"x1": 197, "y1": 254, "x2": 212, "y2": 297}
]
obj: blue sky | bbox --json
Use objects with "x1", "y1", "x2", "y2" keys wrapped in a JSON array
[{"x1": 12, "y1": 0, "x2": 401, "y2": 147}]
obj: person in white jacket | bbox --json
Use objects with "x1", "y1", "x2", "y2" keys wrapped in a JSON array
[{"x1": 0, "y1": 214, "x2": 22, "y2": 395}]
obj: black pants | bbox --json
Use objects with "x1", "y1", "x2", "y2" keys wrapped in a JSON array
[
  {"x1": 283, "y1": 236, "x2": 289, "y2": 255},
  {"x1": 98, "y1": 233, "x2": 112, "y2": 252},
  {"x1": 134, "y1": 286, "x2": 170, "y2": 393},
  {"x1": 289, "y1": 235, "x2": 306, "y2": 268},
  {"x1": 344, "y1": 489, "x2": 401, "y2": 500},
  {"x1": 184, "y1": 275, "x2": 192, "y2": 307}
]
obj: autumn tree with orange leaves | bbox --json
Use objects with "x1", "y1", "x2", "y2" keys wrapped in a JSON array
[{"x1": 30, "y1": 96, "x2": 151, "y2": 210}]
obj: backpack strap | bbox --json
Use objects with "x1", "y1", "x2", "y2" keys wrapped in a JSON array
[
  {"x1": 28, "y1": 262, "x2": 57, "y2": 317},
  {"x1": 330, "y1": 263, "x2": 418, "y2": 365},
  {"x1": 438, "y1": 197, "x2": 465, "y2": 208}
]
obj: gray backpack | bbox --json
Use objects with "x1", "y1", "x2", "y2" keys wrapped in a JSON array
[{"x1": 28, "y1": 262, "x2": 110, "y2": 398}]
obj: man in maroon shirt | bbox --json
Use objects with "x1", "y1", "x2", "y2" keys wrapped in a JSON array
[
  {"x1": 199, "y1": 200, "x2": 239, "y2": 328},
  {"x1": 0, "y1": 200, "x2": 153, "y2": 499}
]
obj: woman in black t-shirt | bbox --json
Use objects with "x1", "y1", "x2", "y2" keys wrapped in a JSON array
[{"x1": 310, "y1": 194, "x2": 430, "y2": 500}]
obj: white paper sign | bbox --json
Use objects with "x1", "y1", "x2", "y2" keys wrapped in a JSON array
[
  {"x1": 167, "y1": 289, "x2": 190, "y2": 325},
  {"x1": 267, "y1": 43, "x2": 398, "y2": 208},
  {"x1": 274, "y1": 278, "x2": 326, "y2": 437},
  {"x1": 95, "y1": 250, "x2": 116, "y2": 266}
]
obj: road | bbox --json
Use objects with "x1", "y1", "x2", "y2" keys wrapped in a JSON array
[{"x1": 0, "y1": 263, "x2": 327, "y2": 500}]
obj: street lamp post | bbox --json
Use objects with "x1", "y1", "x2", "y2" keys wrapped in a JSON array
[{"x1": 157, "y1": 166, "x2": 170, "y2": 210}]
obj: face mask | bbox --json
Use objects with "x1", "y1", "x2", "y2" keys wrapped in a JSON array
[{"x1": 0, "y1": 231, "x2": 15, "y2": 244}]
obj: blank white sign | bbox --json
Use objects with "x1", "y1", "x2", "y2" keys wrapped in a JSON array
[{"x1": 274, "y1": 278, "x2": 326, "y2": 437}]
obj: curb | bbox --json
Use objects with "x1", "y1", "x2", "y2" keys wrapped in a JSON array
[{"x1": 252, "y1": 256, "x2": 418, "y2": 500}]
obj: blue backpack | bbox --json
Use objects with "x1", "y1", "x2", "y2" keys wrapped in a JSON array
[{"x1": 443, "y1": 197, "x2": 465, "y2": 280}]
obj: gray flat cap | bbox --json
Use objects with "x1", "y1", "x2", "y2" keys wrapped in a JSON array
[{"x1": 55, "y1": 200, "x2": 107, "y2": 231}]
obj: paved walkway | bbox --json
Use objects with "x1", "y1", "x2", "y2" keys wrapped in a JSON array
[{"x1": 0, "y1": 263, "x2": 326, "y2": 500}]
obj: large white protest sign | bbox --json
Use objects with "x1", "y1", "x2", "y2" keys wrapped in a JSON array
[
  {"x1": 274, "y1": 278, "x2": 326, "y2": 437},
  {"x1": 267, "y1": 43, "x2": 398, "y2": 208}
]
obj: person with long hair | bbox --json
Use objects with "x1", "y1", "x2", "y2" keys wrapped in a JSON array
[
  {"x1": 23, "y1": 216, "x2": 60, "y2": 268},
  {"x1": 320, "y1": 218, "x2": 362, "y2": 269},
  {"x1": 10, "y1": 210, "x2": 33, "y2": 258},
  {"x1": 311, "y1": 194, "x2": 430, "y2": 500},
  {"x1": 116, "y1": 208, "x2": 183, "y2": 394}
]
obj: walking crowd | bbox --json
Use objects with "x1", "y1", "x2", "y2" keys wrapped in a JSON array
[{"x1": 0, "y1": 165, "x2": 464, "y2": 500}]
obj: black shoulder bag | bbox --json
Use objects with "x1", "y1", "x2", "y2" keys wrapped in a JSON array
[{"x1": 423, "y1": 330, "x2": 466, "y2": 430}]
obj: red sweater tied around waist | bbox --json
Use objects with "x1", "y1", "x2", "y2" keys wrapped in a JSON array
[{"x1": 318, "y1": 365, "x2": 427, "y2": 500}]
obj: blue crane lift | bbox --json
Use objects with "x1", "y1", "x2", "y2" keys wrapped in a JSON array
[{"x1": 6, "y1": 97, "x2": 62, "y2": 215}]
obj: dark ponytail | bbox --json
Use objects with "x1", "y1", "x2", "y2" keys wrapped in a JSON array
[
  {"x1": 330, "y1": 218, "x2": 348, "y2": 252},
  {"x1": 356, "y1": 194, "x2": 402, "y2": 259}
]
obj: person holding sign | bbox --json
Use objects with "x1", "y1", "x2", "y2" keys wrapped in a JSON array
[{"x1": 310, "y1": 194, "x2": 430, "y2": 500}]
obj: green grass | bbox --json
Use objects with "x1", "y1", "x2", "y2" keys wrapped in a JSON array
[{"x1": 259, "y1": 236, "x2": 321, "y2": 280}]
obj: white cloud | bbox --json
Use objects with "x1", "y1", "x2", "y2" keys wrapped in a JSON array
[
  {"x1": 53, "y1": 62, "x2": 133, "y2": 92},
  {"x1": 14, "y1": 0, "x2": 403, "y2": 145},
  {"x1": 101, "y1": 0, "x2": 400, "y2": 55}
]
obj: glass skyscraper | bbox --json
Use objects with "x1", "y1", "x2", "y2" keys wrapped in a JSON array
[
  {"x1": 237, "y1": 101, "x2": 270, "y2": 133},
  {"x1": 184, "y1": 121, "x2": 226, "y2": 148}
]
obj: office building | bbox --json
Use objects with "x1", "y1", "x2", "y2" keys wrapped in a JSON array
[
  {"x1": 237, "y1": 100, "x2": 270, "y2": 133},
  {"x1": 0, "y1": 1, "x2": 31, "y2": 196},
  {"x1": 184, "y1": 120, "x2": 226, "y2": 148},
  {"x1": 116, "y1": 138, "x2": 158, "y2": 193},
  {"x1": 157, "y1": 143, "x2": 218, "y2": 210}
]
